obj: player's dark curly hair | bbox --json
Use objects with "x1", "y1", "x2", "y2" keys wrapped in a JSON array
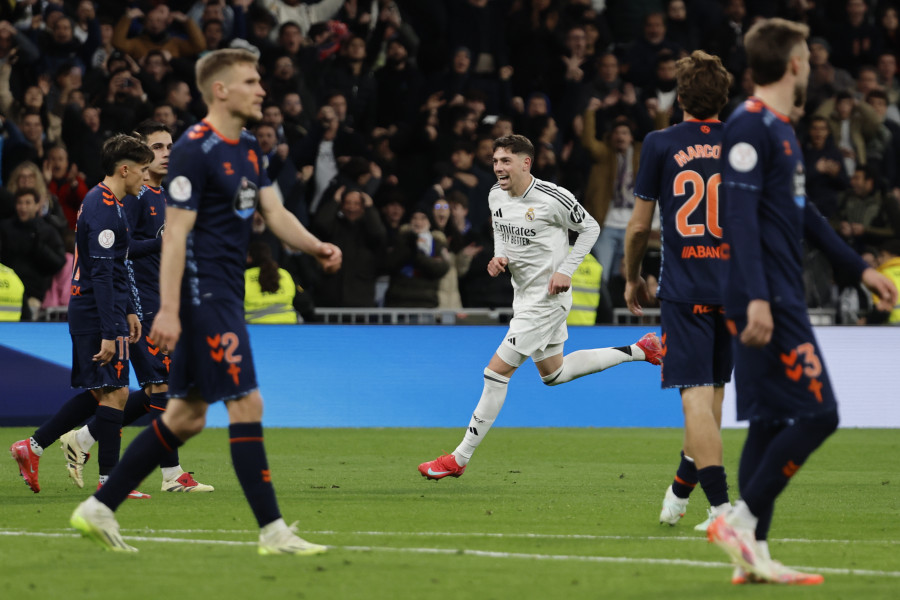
[
  {"x1": 676, "y1": 51, "x2": 733, "y2": 120},
  {"x1": 248, "y1": 241, "x2": 280, "y2": 294},
  {"x1": 100, "y1": 134, "x2": 154, "y2": 176},
  {"x1": 493, "y1": 134, "x2": 534, "y2": 161}
]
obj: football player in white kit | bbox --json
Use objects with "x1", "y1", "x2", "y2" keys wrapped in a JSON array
[{"x1": 418, "y1": 134, "x2": 663, "y2": 480}]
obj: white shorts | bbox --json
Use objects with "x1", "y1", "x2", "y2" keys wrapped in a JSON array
[{"x1": 496, "y1": 305, "x2": 569, "y2": 367}]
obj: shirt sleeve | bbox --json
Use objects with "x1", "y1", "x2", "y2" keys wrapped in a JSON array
[
  {"x1": 633, "y1": 132, "x2": 661, "y2": 202},
  {"x1": 165, "y1": 138, "x2": 206, "y2": 211},
  {"x1": 553, "y1": 187, "x2": 600, "y2": 278},
  {"x1": 722, "y1": 119, "x2": 771, "y2": 302},
  {"x1": 85, "y1": 206, "x2": 120, "y2": 338}
]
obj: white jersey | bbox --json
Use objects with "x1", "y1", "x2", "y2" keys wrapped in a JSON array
[{"x1": 490, "y1": 176, "x2": 600, "y2": 312}]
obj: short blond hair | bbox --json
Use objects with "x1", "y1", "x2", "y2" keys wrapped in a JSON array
[{"x1": 195, "y1": 48, "x2": 259, "y2": 105}]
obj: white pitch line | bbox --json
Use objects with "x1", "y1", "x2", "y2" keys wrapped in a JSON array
[
  {"x1": 2, "y1": 529, "x2": 899, "y2": 578},
  {"x1": 11, "y1": 527, "x2": 900, "y2": 546}
]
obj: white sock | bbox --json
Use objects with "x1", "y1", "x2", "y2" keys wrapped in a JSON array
[
  {"x1": 74, "y1": 425, "x2": 95, "y2": 450},
  {"x1": 629, "y1": 343, "x2": 646, "y2": 361},
  {"x1": 727, "y1": 499, "x2": 758, "y2": 531},
  {"x1": 161, "y1": 466, "x2": 182, "y2": 481},
  {"x1": 260, "y1": 517, "x2": 288, "y2": 537},
  {"x1": 453, "y1": 368, "x2": 509, "y2": 466},
  {"x1": 29, "y1": 437, "x2": 43, "y2": 456},
  {"x1": 756, "y1": 540, "x2": 771, "y2": 560},
  {"x1": 541, "y1": 347, "x2": 635, "y2": 386}
]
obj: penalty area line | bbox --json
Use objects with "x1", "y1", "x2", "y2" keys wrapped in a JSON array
[{"x1": 2, "y1": 529, "x2": 900, "y2": 578}]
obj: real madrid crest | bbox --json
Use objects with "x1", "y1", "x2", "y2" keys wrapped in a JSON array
[{"x1": 525, "y1": 207, "x2": 535, "y2": 222}]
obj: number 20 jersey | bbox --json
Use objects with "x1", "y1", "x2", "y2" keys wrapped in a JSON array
[{"x1": 633, "y1": 120, "x2": 726, "y2": 304}]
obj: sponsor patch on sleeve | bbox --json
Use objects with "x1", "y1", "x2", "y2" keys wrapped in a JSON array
[
  {"x1": 728, "y1": 142, "x2": 758, "y2": 173},
  {"x1": 169, "y1": 176, "x2": 192, "y2": 202}
]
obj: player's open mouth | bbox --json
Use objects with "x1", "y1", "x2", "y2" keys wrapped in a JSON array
[{"x1": 497, "y1": 174, "x2": 509, "y2": 182}]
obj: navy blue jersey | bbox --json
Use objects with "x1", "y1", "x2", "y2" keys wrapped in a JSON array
[
  {"x1": 634, "y1": 120, "x2": 726, "y2": 304},
  {"x1": 721, "y1": 98, "x2": 866, "y2": 317},
  {"x1": 125, "y1": 185, "x2": 166, "y2": 320},
  {"x1": 68, "y1": 182, "x2": 131, "y2": 338},
  {"x1": 165, "y1": 121, "x2": 271, "y2": 304}
]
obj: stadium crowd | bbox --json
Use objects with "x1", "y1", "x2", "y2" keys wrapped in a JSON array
[{"x1": 0, "y1": 0, "x2": 898, "y2": 325}]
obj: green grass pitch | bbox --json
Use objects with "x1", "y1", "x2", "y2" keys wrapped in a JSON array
[{"x1": 2, "y1": 427, "x2": 898, "y2": 599}]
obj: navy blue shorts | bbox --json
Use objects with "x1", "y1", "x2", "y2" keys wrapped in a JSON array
[
  {"x1": 729, "y1": 307, "x2": 837, "y2": 423},
  {"x1": 70, "y1": 332, "x2": 130, "y2": 389},
  {"x1": 168, "y1": 299, "x2": 258, "y2": 403},
  {"x1": 129, "y1": 321, "x2": 170, "y2": 387},
  {"x1": 660, "y1": 301, "x2": 733, "y2": 389}
]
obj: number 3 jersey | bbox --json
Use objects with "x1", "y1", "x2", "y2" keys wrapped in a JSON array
[
  {"x1": 165, "y1": 120, "x2": 271, "y2": 306},
  {"x1": 634, "y1": 119, "x2": 726, "y2": 304},
  {"x1": 489, "y1": 176, "x2": 600, "y2": 312}
]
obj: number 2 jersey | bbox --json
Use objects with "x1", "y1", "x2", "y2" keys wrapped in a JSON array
[
  {"x1": 68, "y1": 182, "x2": 131, "y2": 339},
  {"x1": 633, "y1": 119, "x2": 726, "y2": 305},
  {"x1": 165, "y1": 120, "x2": 271, "y2": 306}
]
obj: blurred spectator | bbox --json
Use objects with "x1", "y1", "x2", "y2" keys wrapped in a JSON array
[
  {"x1": 458, "y1": 220, "x2": 512, "y2": 309},
  {"x1": 280, "y1": 91, "x2": 310, "y2": 142},
  {"x1": 2, "y1": 109, "x2": 50, "y2": 183},
  {"x1": 544, "y1": 23, "x2": 597, "y2": 126},
  {"x1": 505, "y1": 0, "x2": 565, "y2": 98},
  {"x1": 829, "y1": 0, "x2": 877, "y2": 76},
  {"x1": 36, "y1": 11, "x2": 99, "y2": 78},
  {"x1": 866, "y1": 90, "x2": 900, "y2": 192},
  {"x1": 263, "y1": 52, "x2": 317, "y2": 120},
  {"x1": 321, "y1": 35, "x2": 376, "y2": 134},
  {"x1": 188, "y1": 0, "x2": 237, "y2": 42},
  {"x1": 244, "y1": 240, "x2": 299, "y2": 324},
  {"x1": 664, "y1": 0, "x2": 699, "y2": 53},
  {"x1": 163, "y1": 79, "x2": 197, "y2": 130},
  {"x1": 807, "y1": 36, "x2": 856, "y2": 112},
  {"x1": 41, "y1": 228, "x2": 74, "y2": 317},
  {"x1": 6, "y1": 161, "x2": 66, "y2": 239},
  {"x1": 583, "y1": 52, "x2": 651, "y2": 138},
  {"x1": 258, "y1": 0, "x2": 345, "y2": 36},
  {"x1": 815, "y1": 91, "x2": 881, "y2": 177},
  {"x1": 443, "y1": 139, "x2": 493, "y2": 232},
  {"x1": 0, "y1": 84, "x2": 62, "y2": 146},
  {"x1": 875, "y1": 4, "x2": 900, "y2": 58},
  {"x1": 295, "y1": 104, "x2": 369, "y2": 214},
  {"x1": 384, "y1": 208, "x2": 449, "y2": 308},
  {"x1": 374, "y1": 37, "x2": 423, "y2": 129},
  {"x1": 0, "y1": 188, "x2": 66, "y2": 320},
  {"x1": 580, "y1": 106, "x2": 641, "y2": 290},
  {"x1": 834, "y1": 164, "x2": 896, "y2": 253},
  {"x1": 430, "y1": 191, "x2": 481, "y2": 310},
  {"x1": 113, "y1": 6, "x2": 206, "y2": 61},
  {"x1": 446, "y1": 0, "x2": 508, "y2": 78},
  {"x1": 138, "y1": 49, "x2": 173, "y2": 106},
  {"x1": 313, "y1": 187, "x2": 386, "y2": 307},
  {"x1": 620, "y1": 12, "x2": 682, "y2": 89},
  {"x1": 642, "y1": 50, "x2": 682, "y2": 130},
  {"x1": 89, "y1": 15, "x2": 116, "y2": 70},
  {"x1": 803, "y1": 115, "x2": 849, "y2": 219},
  {"x1": 876, "y1": 52, "x2": 900, "y2": 109},
  {"x1": 44, "y1": 146, "x2": 87, "y2": 232}
]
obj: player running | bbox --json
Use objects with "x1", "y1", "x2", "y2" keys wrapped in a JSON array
[{"x1": 418, "y1": 134, "x2": 662, "y2": 480}]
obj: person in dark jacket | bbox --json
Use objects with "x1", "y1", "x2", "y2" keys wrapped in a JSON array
[
  {"x1": 0, "y1": 187, "x2": 66, "y2": 319},
  {"x1": 384, "y1": 208, "x2": 449, "y2": 308},
  {"x1": 313, "y1": 186, "x2": 387, "y2": 307}
]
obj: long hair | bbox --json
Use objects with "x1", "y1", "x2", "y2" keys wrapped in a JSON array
[{"x1": 248, "y1": 241, "x2": 280, "y2": 293}]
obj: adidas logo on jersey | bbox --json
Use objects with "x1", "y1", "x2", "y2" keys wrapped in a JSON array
[{"x1": 493, "y1": 208, "x2": 503, "y2": 219}]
